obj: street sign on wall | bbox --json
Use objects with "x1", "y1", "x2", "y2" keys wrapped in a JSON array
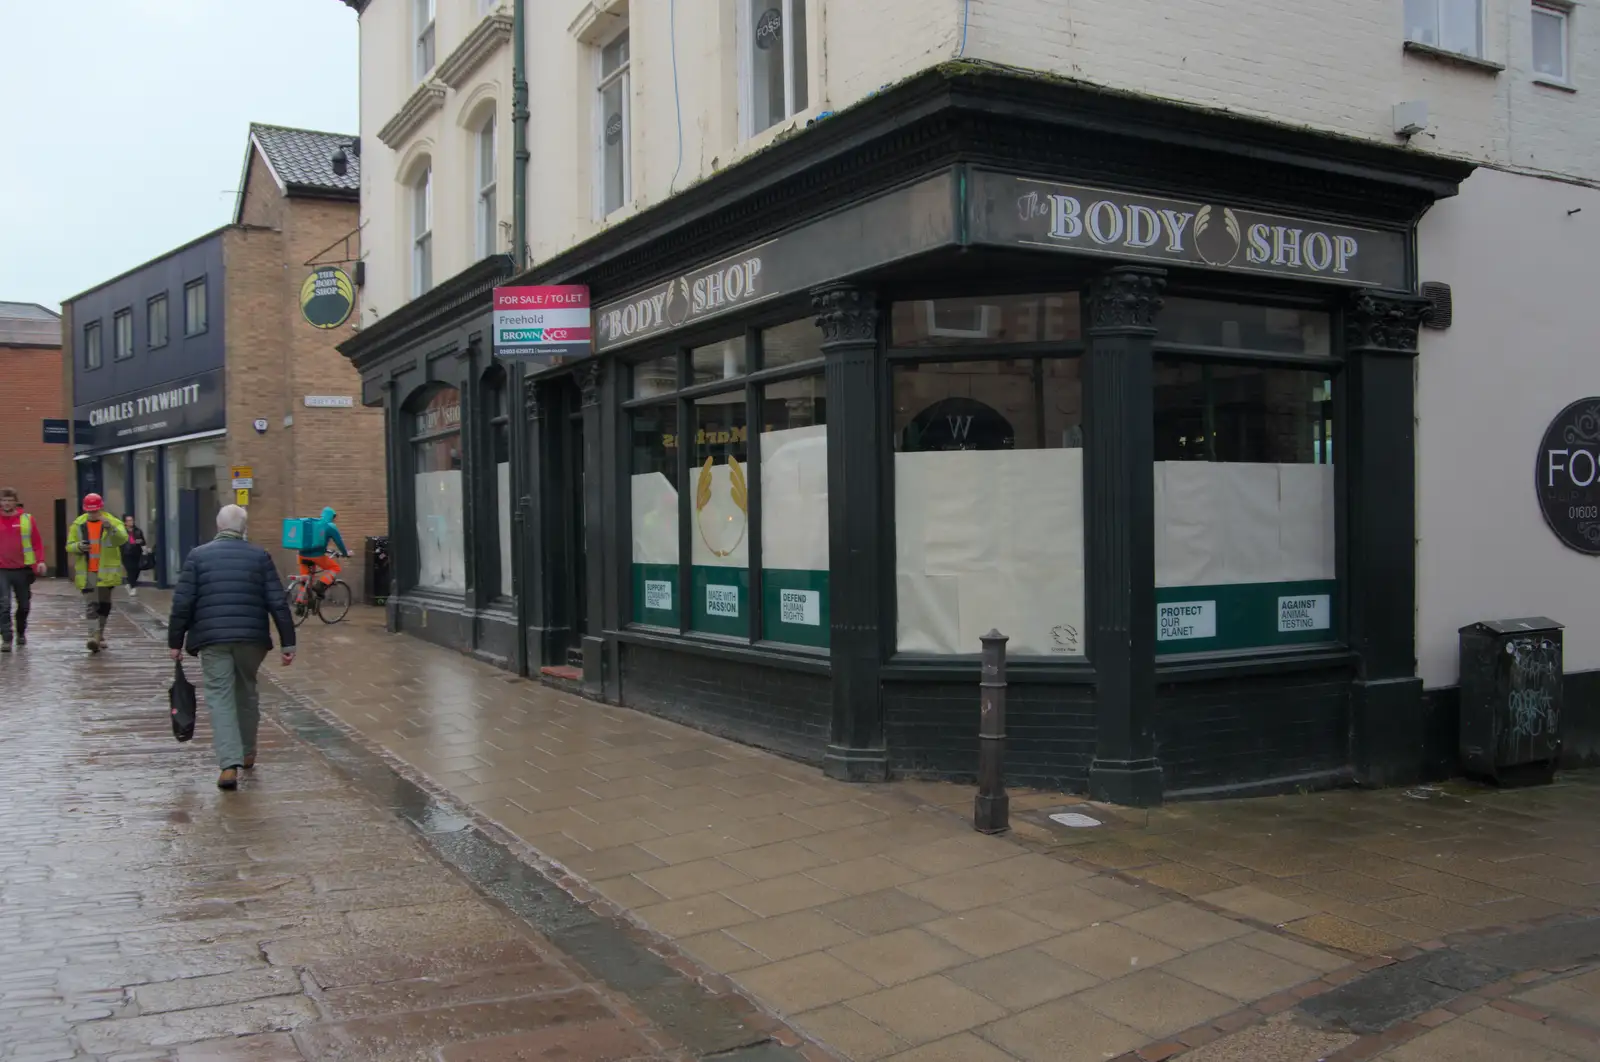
[{"x1": 493, "y1": 285, "x2": 591, "y2": 365}]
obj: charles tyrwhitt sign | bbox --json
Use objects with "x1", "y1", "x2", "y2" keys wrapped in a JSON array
[
  {"x1": 969, "y1": 171, "x2": 1408, "y2": 290},
  {"x1": 73, "y1": 368, "x2": 225, "y2": 452}
]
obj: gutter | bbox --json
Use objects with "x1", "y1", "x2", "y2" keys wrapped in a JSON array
[{"x1": 512, "y1": 0, "x2": 528, "y2": 269}]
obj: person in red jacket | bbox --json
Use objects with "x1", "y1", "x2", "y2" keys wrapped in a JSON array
[{"x1": 0, "y1": 487, "x2": 47, "y2": 652}]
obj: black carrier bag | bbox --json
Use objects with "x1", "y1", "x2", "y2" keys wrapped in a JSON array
[{"x1": 169, "y1": 661, "x2": 197, "y2": 743}]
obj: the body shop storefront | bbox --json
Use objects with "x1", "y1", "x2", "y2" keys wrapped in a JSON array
[
  {"x1": 357, "y1": 66, "x2": 1471, "y2": 803},
  {"x1": 73, "y1": 369, "x2": 226, "y2": 586}
]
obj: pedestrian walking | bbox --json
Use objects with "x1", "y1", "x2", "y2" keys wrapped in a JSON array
[
  {"x1": 122, "y1": 513, "x2": 149, "y2": 597},
  {"x1": 66, "y1": 494, "x2": 129, "y2": 653},
  {"x1": 166, "y1": 504, "x2": 295, "y2": 790},
  {"x1": 0, "y1": 488, "x2": 47, "y2": 653}
]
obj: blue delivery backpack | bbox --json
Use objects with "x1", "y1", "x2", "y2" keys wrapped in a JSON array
[{"x1": 281, "y1": 517, "x2": 318, "y2": 551}]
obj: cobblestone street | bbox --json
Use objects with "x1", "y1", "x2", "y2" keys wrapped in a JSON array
[{"x1": 0, "y1": 583, "x2": 817, "y2": 1061}]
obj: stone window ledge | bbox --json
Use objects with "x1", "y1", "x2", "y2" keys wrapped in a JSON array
[
  {"x1": 1403, "y1": 39, "x2": 1506, "y2": 74},
  {"x1": 437, "y1": 13, "x2": 513, "y2": 88},
  {"x1": 377, "y1": 81, "x2": 448, "y2": 150}
]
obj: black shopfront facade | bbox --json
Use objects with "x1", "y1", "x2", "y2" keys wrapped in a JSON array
[{"x1": 344, "y1": 67, "x2": 1473, "y2": 804}]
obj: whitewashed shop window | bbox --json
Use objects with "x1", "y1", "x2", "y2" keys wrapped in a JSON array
[
  {"x1": 1533, "y1": 3, "x2": 1571, "y2": 83},
  {"x1": 476, "y1": 112, "x2": 498, "y2": 258},
  {"x1": 411, "y1": 166, "x2": 433, "y2": 297},
  {"x1": 414, "y1": 0, "x2": 436, "y2": 80},
  {"x1": 892, "y1": 293, "x2": 1083, "y2": 347},
  {"x1": 1405, "y1": 0, "x2": 1483, "y2": 57},
  {"x1": 410, "y1": 387, "x2": 465, "y2": 593},
  {"x1": 761, "y1": 375, "x2": 827, "y2": 646},
  {"x1": 689, "y1": 390, "x2": 749, "y2": 637},
  {"x1": 1153, "y1": 360, "x2": 1336, "y2": 654},
  {"x1": 597, "y1": 29, "x2": 631, "y2": 217},
  {"x1": 893, "y1": 356, "x2": 1086, "y2": 657},
  {"x1": 630, "y1": 402, "x2": 680, "y2": 627},
  {"x1": 740, "y1": 0, "x2": 809, "y2": 137}
]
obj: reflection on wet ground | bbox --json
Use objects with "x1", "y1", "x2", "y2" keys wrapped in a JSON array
[{"x1": 0, "y1": 583, "x2": 821, "y2": 1061}]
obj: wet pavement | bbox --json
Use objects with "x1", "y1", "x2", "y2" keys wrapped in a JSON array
[
  {"x1": 0, "y1": 582, "x2": 823, "y2": 1061},
  {"x1": 100, "y1": 582, "x2": 1600, "y2": 1060}
]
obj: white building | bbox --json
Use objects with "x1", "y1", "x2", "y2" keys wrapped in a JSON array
[{"x1": 337, "y1": 0, "x2": 1600, "y2": 799}]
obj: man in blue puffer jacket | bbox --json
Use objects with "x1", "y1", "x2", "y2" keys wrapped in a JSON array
[{"x1": 167, "y1": 504, "x2": 297, "y2": 791}]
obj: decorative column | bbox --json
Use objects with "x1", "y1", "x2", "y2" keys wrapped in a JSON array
[
  {"x1": 456, "y1": 343, "x2": 480, "y2": 613},
  {"x1": 1084, "y1": 266, "x2": 1166, "y2": 807},
  {"x1": 578, "y1": 359, "x2": 606, "y2": 692},
  {"x1": 1344, "y1": 289, "x2": 1430, "y2": 786},
  {"x1": 382, "y1": 378, "x2": 403, "y2": 633},
  {"x1": 514, "y1": 372, "x2": 544, "y2": 674},
  {"x1": 814, "y1": 284, "x2": 887, "y2": 782}
]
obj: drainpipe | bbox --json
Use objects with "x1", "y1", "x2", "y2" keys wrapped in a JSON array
[{"x1": 511, "y1": 0, "x2": 529, "y2": 270}]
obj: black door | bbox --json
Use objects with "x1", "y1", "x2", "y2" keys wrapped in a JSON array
[
  {"x1": 177, "y1": 489, "x2": 201, "y2": 569},
  {"x1": 564, "y1": 403, "x2": 588, "y2": 667}
]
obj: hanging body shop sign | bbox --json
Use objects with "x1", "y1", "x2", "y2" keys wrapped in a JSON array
[
  {"x1": 1537, "y1": 397, "x2": 1600, "y2": 555},
  {"x1": 493, "y1": 285, "x2": 591, "y2": 365},
  {"x1": 968, "y1": 170, "x2": 1409, "y2": 290},
  {"x1": 300, "y1": 267, "x2": 355, "y2": 329}
]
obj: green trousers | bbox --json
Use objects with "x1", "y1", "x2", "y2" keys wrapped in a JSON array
[{"x1": 198, "y1": 644, "x2": 269, "y2": 769}]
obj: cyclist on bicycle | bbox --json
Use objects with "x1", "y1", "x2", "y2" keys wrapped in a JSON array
[{"x1": 297, "y1": 507, "x2": 351, "y2": 597}]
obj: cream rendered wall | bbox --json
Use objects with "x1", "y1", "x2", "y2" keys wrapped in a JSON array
[
  {"x1": 524, "y1": 0, "x2": 957, "y2": 263},
  {"x1": 1415, "y1": 167, "x2": 1600, "y2": 686},
  {"x1": 964, "y1": 0, "x2": 1600, "y2": 180},
  {"x1": 356, "y1": 0, "x2": 513, "y2": 328}
]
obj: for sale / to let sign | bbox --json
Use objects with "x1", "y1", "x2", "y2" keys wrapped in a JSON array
[{"x1": 493, "y1": 285, "x2": 591, "y2": 364}]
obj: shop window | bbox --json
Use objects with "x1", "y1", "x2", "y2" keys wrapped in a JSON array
[
  {"x1": 740, "y1": 0, "x2": 809, "y2": 137},
  {"x1": 632, "y1": 355, "x2": 678, "y2": 399},
  {"x1": 691, "y1": 392, "x2": 749, "y2": 637},
  {"x1": 135, "y1": 449, "x2": 158, "y2": 577},
  {"x1": 101, "y1": 454, "x2": 128, "y2": 526},
  {"x1": 626, "y1": 318, "x2": 831, "y2": 648},
  {"x1": 630, "y1": 403, "x2": 679, "y2": 626},
  {"x1": 692, "y1": 337, "x2": 746, "y2": 385},
  {"x1": 1159, "y1": 298, "x2": 1329, "y2": 356},
  {"x1": 597, "y1": 28, "x2": 631, "y2": 217},
  {"x1": 1405, "y1": 0, "x2": 1483, "y2": 56},
  {"x1": 892, "y1": 356, "x2": 1085, "y2": 656},
  {"x1": 113, "y1": 309, "x2": 133, "y2": 361},
  {"x1": 1533, "y1": 2, "x2": 1571, "y2": 83},
  {"x1": 184, "y1": 278, "x2": 207, "y2": 336},
  {"x1": 891, "y1": 293, "x2": 1082, "y2": 347},
  {"x1": 761, "y1": 317, "x2": 824, "y2": 369},
  {"x1": 1154, "y1": 360, "x2": 1336, "y2": 655},
  {"x1": 164, "y1": 439, "x2": 224, "y2": 575},
  {"x1": 409, "y1": 386, "x2": 464, "y2": 593},
  {"x1": 83, "y1": 320, "x2": 102, "y2": 370},
  {"x1": 761, "y1": 376, "x2": 827, "y2": 645},
  {"x1": 485, "y1": 369, "x2": 512, "y2": 599},
  {"x1": 148, "y1": 294, "x2": 168, "y2": 348}
]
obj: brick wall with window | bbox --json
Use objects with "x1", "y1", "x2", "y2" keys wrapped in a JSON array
[{"x1": 1, "y1": 339, "x2": 64, "y2": 574}]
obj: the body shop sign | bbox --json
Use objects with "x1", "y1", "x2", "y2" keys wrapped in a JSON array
[
  {"x1": 970, "y1": 171, "x2": 1408, "y2": 290},
  {"x1": 1537, "y1": 397, "x2": 1600, "y2": 555},
  {"x1": 493, "y1": 285, "x2": 591, "y2": 364}
]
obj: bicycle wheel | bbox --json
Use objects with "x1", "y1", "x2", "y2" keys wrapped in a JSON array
[
  {"x1": 317, "y1": 580, "x2": 352, "y2": 624},
  {"x1": 286, "y1": 578, "x2": 311, "y2": 627}
]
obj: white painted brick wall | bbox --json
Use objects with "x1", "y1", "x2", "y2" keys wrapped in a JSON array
[{"x1": 967, "y1": 0, "x2": 1597, "y2": 181}]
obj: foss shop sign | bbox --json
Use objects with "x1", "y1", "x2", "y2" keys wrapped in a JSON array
[{"x1": 493, "y1": 285, "x2": 591, "y2": 365}]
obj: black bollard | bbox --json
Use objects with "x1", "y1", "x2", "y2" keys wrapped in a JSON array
[{"x1": 974, "y1": 628, "x2": 1009, "y2": 834}]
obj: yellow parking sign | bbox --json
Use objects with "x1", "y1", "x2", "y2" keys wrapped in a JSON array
[{"x1": 235, "y1": 489, "x2": 250, "y2": 506}]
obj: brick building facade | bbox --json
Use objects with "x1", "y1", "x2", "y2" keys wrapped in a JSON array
[
  {"x1": 0, "y1": 303, "x2": 65, "y2": 573},
  {"x1": 63, "y1": 124, "x2": 386, "y2": 595}
]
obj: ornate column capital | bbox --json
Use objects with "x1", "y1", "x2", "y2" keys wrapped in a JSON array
[
  {"x1": 1086, "y1": 267, "x2": 1167, "y2": 335},
  {"x1": 576, "y1": 359, "x2": 603, "y2": 409},
  {"x1": 1344, "y1": 290, "x2": 1429, "y2": 353},
  {"x1": 812, "y1": 284, "x2": 879, "y2": 347}
]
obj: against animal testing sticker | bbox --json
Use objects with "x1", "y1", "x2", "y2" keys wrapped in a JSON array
[{"x1": 1277, "y1": 594, "x2": 1331, "y2": 633}]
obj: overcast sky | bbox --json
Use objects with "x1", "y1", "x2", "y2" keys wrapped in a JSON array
[{"x1": 0, "y1": 0, "x2": 359, "y2": 310}]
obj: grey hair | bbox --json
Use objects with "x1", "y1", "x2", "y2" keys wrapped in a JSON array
[{"x1": 216, "y1": 505, "x2": 249, "y2": 534}]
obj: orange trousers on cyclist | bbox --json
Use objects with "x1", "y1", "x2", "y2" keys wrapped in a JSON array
[{"x1": 298, "y1": 555, "x2": 341, "y2": 593}]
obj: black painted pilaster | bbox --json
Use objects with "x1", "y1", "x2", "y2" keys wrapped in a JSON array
[
  {"x1": 1084, "y1": 267, "x2": 1166, "y2": 807},
  {"x1": 517, "y1": 372, "x2": 544, "y2": 673},
  {"x1": 1344, "y1": 289, "x2": 1429, "y2": 787},
  {"x1": 579, "y1": 360, "x2": 606, "y2": 694},
  {"x1": 814, "y1": 284, "x2": 887, "y2": 782},
  {"x1": 382, "y1": 378, "x2": 403, "y2": 632},
  {"x1": 457, "y1": 342, "x2": 481, "y2": 616}
]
